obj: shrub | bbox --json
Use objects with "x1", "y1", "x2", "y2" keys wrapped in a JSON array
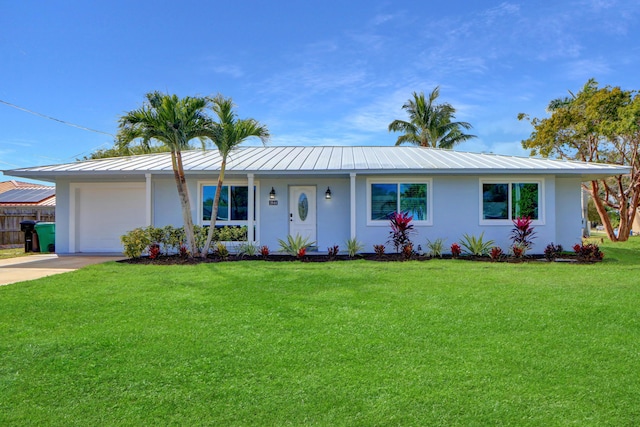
[
  {"x1": 121, "y1": 227, "x2": 151, "y2": 259},
  {"x1": 426, "y1": 238, "x2": 445, "y2": 258},
  {"x1": 388, "y1": 212, "x2": 415, "y2": 253},
  {"x1": 327, "y1": 245, "x2": 340, "y2": 259},
  {"x1": 450, "y1": 243, "x2": 461, "y2": 258},
  {"x1": 544, "y1": 243, "x2": 563, "y2": 261},
  {"x1": 147, "y1": 226, "x2": 167, "y2": 254},
  {"x1": 214, "y1": 225, "x2": 248, "y2": 242},
  {"x1": 215, "y1": 242, "x2": 229, "y2": 259},
  {"x1": 460, "y1": 232, "x2": 495, "y2": 256},
  {"x1": 278, "y1": 234, "x2": 314, "y2": 257},
  {"x1": 260, "y1": 245, "x2": 270, "y2": 257},
  {"x1": 573, "y1": 243, "x2": 604, "y2": 262},
  {"x1": 510, "y1": 217, "x2": 536, "y2": 252},
  {"x1": 345, "y1": 237, "x2": 364, "y2": 258},
  {"x1": 489, "y1": 246, "x2": 503, "y2": 261},
  {"x1": 373, "y1": 244, "x2": 386, "y2": 257},
  {"x1": 166, "y1": 226, "x2": 185, "y2": 254}
]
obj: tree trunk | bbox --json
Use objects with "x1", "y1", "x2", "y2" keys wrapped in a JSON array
[
  {"x1": 589, "y1": 180, "x2": 619, "y2": 242},
  {"x1": 171, "y1": 150, "x2": 198, "y2": 256},
  {"x1": 201, "y1": 158, "x2": 226, "y2": 257}
]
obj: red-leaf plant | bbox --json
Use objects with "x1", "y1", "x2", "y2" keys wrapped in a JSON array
[
  {"x1": 510, "y1": 216, "x2": 536, "y2": 253},
  {"x1": 148, "y1": 244, "x2": 161, "y2": 260},
  {"x1": 297, "y1": 247, "x2": 307, "y2": 259},
  {"x1": 451, "y1": 243, "x2": 461, "y2": 258},
  {"x1": 260, "y1": 245, "x2": 270, "y2": 257},
  {"x1": 388, "y1": 211, "x2": 415, "y2": 253}
]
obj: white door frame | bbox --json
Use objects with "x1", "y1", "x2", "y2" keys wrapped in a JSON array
[{"x1": 289, "y1": 185, "x2": 317, "y2": 244}]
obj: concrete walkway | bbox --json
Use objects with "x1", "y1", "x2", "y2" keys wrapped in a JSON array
[{"x1": 0, "y1": 254, "x2": 125, "y2": 286}]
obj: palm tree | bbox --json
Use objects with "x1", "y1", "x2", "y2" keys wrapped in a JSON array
[
  {"x1": 388, "y1": 87, "x2": 476, "y2": 149},
  {"x1": 201, "y1": 95, "x2": 270, "y2": 257},
  {"x1": 117, "y1": 92, "x2": 214, "y2": 256}
]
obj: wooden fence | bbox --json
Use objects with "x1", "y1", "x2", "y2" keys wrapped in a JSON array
[{"x1": 0, "y1": 207, "x2": 55, "y2": 246}]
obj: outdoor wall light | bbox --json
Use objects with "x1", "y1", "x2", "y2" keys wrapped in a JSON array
[
  {"x1": 325, "y1": 187, "x2": 332, "y2": 199},
  {"x1": 269, "y1": 187, "x2": 276, "y2": 199}
]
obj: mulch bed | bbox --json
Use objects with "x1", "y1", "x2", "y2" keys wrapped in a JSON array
[{"x1": 120, "y1": 253, "x2": 593, "y2": 265}]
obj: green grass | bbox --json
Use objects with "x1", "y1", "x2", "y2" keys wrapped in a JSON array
[{"x1": 2, "y1": 239, "x2": 640, "y2": 425}]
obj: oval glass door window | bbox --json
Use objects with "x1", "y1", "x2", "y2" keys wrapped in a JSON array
[{"x1": 298, "y1": 193, "x2": 309, "y2": 221}]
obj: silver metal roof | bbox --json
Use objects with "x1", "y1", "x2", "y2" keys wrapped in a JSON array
[{"x1": 3, "y1": 146, "x2": 630, "y2": 181}]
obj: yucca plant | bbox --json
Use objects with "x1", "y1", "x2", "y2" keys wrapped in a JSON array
[
  {"x1": 460, "y1": 232, "x2": 495, "y2": 256},
  {"x1": 426, "y1": 237, "x2": 446, "y2": 258},
  {"x1": 277, "y1": 234, "x2": 314, "y2": 257},
  {"x1": 345, "y1": 237, "x2": 364, "y2": 258},
  {"x1": 236, "y1": 241, "x2": 259, "y2": 257}
]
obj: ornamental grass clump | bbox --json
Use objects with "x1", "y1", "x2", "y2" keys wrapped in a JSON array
[{"x1": 426, "y1": 238, "x2": 445, "y2": 258}]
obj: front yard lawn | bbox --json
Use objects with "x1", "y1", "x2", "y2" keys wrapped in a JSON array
[{"x1": 1, "y1": 238, "x2": 640, "y2": 425}]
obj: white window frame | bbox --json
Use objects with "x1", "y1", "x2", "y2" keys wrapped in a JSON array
[
  {"x1": 366, "y1": 177, "x2": 433, "y2": 226},
  {"x1": 479, "y1": 178, "x2": 545, "y2": 225},
  {"x1": 198, "y1": 180, "x2": 259, "y2": 226}
]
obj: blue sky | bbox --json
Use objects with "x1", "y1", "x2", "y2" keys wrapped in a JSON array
[{"x1": 1, "y1": 0, "x2": 639, "y2": 180}]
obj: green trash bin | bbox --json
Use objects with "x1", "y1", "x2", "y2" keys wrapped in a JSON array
[{"x1": 35, "y1": 222, "x2": 56, "y2": 253}]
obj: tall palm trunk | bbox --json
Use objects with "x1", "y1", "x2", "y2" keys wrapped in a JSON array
[
  {"x1": 171, "y1": 150, "x2": 198, "y2": 255},
  {"x1": 202, "y1": 157, "x2": 226, "y2": 256}
]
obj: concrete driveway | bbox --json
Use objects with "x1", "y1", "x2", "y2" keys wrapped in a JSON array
[{"x1": 0, "y1": 254, "x2": 125, "y2": 286}]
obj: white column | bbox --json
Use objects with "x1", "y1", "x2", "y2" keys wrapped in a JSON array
[
  {"x1": 248, "y1": 173, "x2": 255, "y2": 242},
  {"x1": 145, "y1": 173, "x2": 153, "y2": 226},
  {"x1": 350, "y1": 173, "x2": 356, "y2": 239}
]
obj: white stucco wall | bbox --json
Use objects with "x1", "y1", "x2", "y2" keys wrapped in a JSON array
[
  {"x1": 52, "y1": 172, "x2": 582, "y2": 255},
  {"x1": 554, "y1": 177, "x2": 583, "y2": 249}
]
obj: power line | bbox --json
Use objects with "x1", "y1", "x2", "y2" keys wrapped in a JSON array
[{"x1": 0, "y1": 99, "x2": 115, "y2": 137}]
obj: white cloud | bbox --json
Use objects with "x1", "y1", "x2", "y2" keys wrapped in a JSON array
[{"x1": 564, "y1": 58, "x2": 612, "y2": 80}]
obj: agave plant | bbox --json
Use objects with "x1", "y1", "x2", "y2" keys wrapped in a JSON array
[
  {"x1": 460, "y1": 232, "x2": 495, "y2": 256},
  {"x1": 277, "y1": 234, "x2": 315, "y2": 257}
]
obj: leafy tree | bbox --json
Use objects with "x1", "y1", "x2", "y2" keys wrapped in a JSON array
[
  {"x1": 80, "y1": 143, "x2": 173, "y2": 160},
  {"x1": 519, "y1": 79, "x2": 640, "y2": 241},
  {"x1": 117, "y1": 92, "x2": 215, "y2": 256},
  {"x1": 201, "y1": 95, "x2": 270, "y2": 257},
  {"x1": 388, "y1": 87, "x2": 476, "y2": 149}
]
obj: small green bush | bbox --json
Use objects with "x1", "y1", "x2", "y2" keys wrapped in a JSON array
[{"x1": 121, "y1": 227, "x2": 151, "y2": 258}]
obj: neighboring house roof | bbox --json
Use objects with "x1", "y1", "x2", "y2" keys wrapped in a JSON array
[
  {"x1": 0, "y1": 186, "x2": 56, "y2": 207},
  {"x1": 2, "y1": 146, "x2": 631, "y2": 181},
  {"x1": 0, "y1": 180, "x2": 52, "y2": 194}
]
